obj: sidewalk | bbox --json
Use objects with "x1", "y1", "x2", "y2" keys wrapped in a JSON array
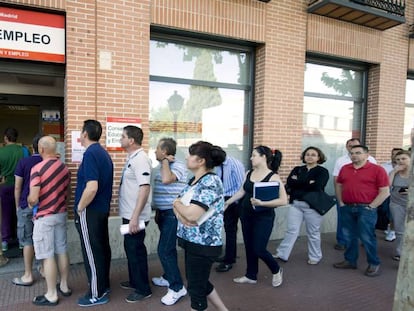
[{"x1": 0, "y1": 232, "x2": 398, "y2": 311}]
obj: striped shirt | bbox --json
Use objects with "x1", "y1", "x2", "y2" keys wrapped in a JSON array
[
  {"x1": 152, "y1": 160, "x2": 188, "y2": 210},
  {"x1": 30, "y1": 158, "x2": 70, "y2": 219},
  {"x1": 215, "y1": 156, "x2": 245, "y2": 197}
]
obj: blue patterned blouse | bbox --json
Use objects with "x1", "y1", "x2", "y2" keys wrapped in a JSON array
[{"x1": 177, "y1": 172, "x2": 224, "y2": 246}]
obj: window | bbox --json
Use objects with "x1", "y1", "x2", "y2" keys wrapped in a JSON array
[
  {"x1": 303, "y1": 61, "x2": 367, "y2": 194},
  {"x1": 149, "y1": 34, "x2": 253, "y2": 166},
  {"x1": 404, "y1": 78, "x2": 414, "y2": 148}
]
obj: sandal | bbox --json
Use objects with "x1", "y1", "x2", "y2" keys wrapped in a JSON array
[{"x1": 0, "y1": 255, "x2": 9, "y2": 267}]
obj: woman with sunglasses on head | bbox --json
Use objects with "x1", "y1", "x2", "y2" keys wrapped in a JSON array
[
  {"x1": 275, "y1": 146, "x2": 329, "y2": 265},
  {"x1": 173, "y1": 141, "x2": 228, "y2": 311},
  {"x1": 225, "y1": 146, "x2": 288, "y2": 287}
]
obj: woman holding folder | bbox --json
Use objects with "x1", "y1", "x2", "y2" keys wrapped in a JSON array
[
  {"x1": 275, "y1": 146, "x2": 329, "y2": 264},
  {"x1": 225, "y1": 146, "x2": 288, "y2": 287}
]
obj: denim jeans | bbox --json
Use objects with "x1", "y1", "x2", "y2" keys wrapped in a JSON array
[
  {"x1": 157, "y1": 209, "x2": 184, "y2": 292},
  {"x1": 123, "y1": 218, "x2": 151, "y2": 296},
  {"x1": 240, "y1": 211, "x2": 280, "y2": 280},
  {"x1": 340, "y1": 205, "x2": 380, "y2": 266},
  {"x1": 335, "y1": 201, "x2": 346, "y2": 246}
]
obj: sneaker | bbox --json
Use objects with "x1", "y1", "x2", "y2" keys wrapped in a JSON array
[
  {"x1": 152, "y1": 276, "x2": 169, "y2": 287},
  {"x1": 2, "y1": 241, "x2": 8, "y2": 252},
  {"x1": 333, "y1": 260, "x2": 357, "y2": 269},
  {"x1": 392, "y1": 255, "x2": 400, "y2": 261},
  {"x1": 77, "y1": 293, "x2": 109, "y2": 307},
  {"x1": 233, "y1": 276, "x2": 257, "y2": 284},
  {"x1": 272, "y1": 268, "x2": 283, "y2": 287},
  {"x1": 385, "y1": 230, "x2": 396, "y2": 242},
  {"x1": 120, "y1": 281, "x2": 134, "y2": 290},
  {"x1": 365, "y1": 264, "x2": 380, "y2": 277},
  {"x1": 307, "y1": 259, "x2": 319, "y2": 265},
  {"x1": 125, "y1": 292, "x2": 152, "y2": 303},
  {"x1": 0, "y1": 255, "x2": 9, "y2": 267},
  {"x1": 161, "y1": 287, "x2": 187, "y2": 306}
]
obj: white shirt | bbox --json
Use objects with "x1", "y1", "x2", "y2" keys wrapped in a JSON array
[
  {"x1": 119, "y1": 148, "x2": 152, "y2": 221},
  {"x1": 381, "y1": 161, "x2": 393, "y2": 175},
  {"x1": 332, "y1": 153, "x2": 377, "y2": 177}
]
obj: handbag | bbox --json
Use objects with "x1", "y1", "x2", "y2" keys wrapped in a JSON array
[{"x1": 302, "y1": 191, "x2": 336, "y2": 216}]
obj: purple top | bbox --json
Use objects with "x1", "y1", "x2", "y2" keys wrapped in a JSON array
[{"x1": 14, "y1": 154, "x2": 42, "y2": 209}]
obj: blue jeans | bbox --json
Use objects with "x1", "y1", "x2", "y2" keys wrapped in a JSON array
[
  {"x1": 157, "y1": 209, "x2": 184, "y2": 292},
  {"x1": 336, "y1": 201, "x2": 346, "y2": 246},
  {"x1": 123, "y1": 218, "x2": 151, "y2": 296},
  {"x1": 240, "y1": 211, "x2": 280, "y2": 280},
  {"x1": 340, "y1": 205, "x2": 380, "y2": 266}
]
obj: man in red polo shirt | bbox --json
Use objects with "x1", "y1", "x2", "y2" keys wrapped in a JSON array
[{"x1": 333, "y1": 145, "x2": 389, "y2": 277}]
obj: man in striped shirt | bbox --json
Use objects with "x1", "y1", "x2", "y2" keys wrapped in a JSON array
[
  {"x1": 151, "y1": 138, "x2": 187, "y2": 305},
  {"x1": 28, "y1": 136, "x2": 71, "y2": 306}
]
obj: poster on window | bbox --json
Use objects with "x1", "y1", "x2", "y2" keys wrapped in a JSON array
[{"x1": 106, "y1": 117, "x2": 141, "y2": 151}]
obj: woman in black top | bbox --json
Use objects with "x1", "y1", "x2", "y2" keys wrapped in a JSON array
[
  {"x1": 225, "y1": 146, "x2": 287, "y2": 287},
  {"x1": 275, "y1": 146, "x2": 329, "y2": 264}
]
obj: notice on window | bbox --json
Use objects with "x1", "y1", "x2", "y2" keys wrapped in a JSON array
[
  {"x1": 106, "y1": 117, "x2": 141, "y2": 151},
  {"x1": 71, "y1": 131, "x2": 85, "y2": 163}
]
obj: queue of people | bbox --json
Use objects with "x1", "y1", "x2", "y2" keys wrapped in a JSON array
[{"x1": 0, "y1": 122, "x2": 410, "y2": 310}]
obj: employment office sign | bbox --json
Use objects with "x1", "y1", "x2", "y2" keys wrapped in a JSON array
[
  {"x1": 106, "y1": 117, "x2": 142, "y2": 151},
  {"x1": 0, "y1": 6, "x2": 65, "y2": 63}
]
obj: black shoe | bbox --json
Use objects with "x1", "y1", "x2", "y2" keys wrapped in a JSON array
[
  {"x1": 334, "y1": 244, "x2": 346, "y2": 250},
  {"x1": 215, "y1": 263, "x2": 233, "y2": 272},
  {"x1": 215, "y1": 256, "x2": 225, "y2": 263}
]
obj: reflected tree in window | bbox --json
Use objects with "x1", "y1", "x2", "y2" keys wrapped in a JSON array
[{"x1": 321, "y1": 70, "x2": 362, "y2": 97}]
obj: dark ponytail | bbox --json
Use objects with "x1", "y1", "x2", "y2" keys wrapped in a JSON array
[
  {"x1": 254, "y1": 146, "x2": 282, "y2": 173},
  {"x1": 189, "y1": 141, "x2": 226, "y2": 169}
]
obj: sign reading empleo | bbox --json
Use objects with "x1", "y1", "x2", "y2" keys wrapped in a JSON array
[
  {"x1": 0, "y1": 6, "x2": 65, "y2": 63},
  {"x1": 106, "y1": 117, "x2": 142, "y2": 151}
]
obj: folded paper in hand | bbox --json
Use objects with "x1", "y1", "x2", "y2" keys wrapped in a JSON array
[
  {"x1": 253, "y1": 181, "x2": 279, "y2": 212},
  {"x1": 179, "y1": 186, "x2": 214, "y2": 226},
  {"x1": 120, "y1": 221, "x2": 146, "y2": 235}
]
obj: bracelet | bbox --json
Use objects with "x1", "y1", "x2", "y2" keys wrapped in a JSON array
[{"x1": 161, "y1": 158, "x2": 169, "y2": 162}]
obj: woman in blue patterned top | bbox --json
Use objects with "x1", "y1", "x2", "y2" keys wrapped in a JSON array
[{"x1": 173, "y1": 141, "x2": 228, "y2": 311}]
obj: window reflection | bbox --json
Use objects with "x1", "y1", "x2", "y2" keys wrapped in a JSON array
[
  {"x1": 150, "y1": 41, "x2": 249, "y2": 84},
  {"x1": 403, "y1": 79, "x2": 414, "y2": 148},
  {"x1": 303, "y1": 62, "x2": 365, "y2": 194}
]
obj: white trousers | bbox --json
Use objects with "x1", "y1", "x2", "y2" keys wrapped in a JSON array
[{"x1": 276, "y1": 200, "x2": 323, "y2": 262}]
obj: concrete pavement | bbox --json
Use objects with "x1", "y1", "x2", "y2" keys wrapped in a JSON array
[{"x1": 0, "y1": 232, "x2": 398, "y2": 311}]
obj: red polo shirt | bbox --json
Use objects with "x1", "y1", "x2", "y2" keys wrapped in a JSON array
[{"x1": 337, "y1": 161, "x2": 389, "y2": 204}]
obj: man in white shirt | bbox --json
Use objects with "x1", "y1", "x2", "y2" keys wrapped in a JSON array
[
  {"x1": 332, "y1": 138, "x2": 376, "y2": 250},
  {"x1": 118, "y1": 126, "x2": 152, "y2": 303}
]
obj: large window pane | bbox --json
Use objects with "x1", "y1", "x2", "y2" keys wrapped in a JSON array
[
  {"x1": 403, "y1": 79, "x2": 414, "y2": 148},
  {"x1": 303, "y1": 62, "x2": 366, "y2": 195},
  {"x1": 149, "y1": 38, "x2": 252, "y2": 166}
]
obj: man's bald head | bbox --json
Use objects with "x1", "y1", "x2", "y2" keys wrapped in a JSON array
[{"x1": 38, "y1": 136, "x2": 57, "y2": 156}]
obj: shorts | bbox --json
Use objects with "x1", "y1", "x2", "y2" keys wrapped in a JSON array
[
  {"x1": 17, "y1": 207, "x2": 34, "y2": 246},
  {"x1": 33, "y1": 213, "x2": 68, "y2": 260}
]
